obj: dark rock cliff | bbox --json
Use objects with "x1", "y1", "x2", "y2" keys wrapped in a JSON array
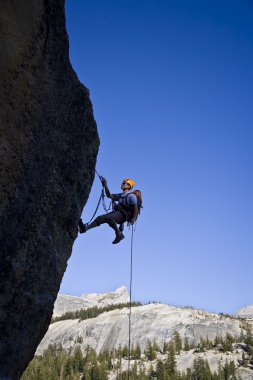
[{"x1": 0, "y1": 1, "x2": 99, "y2": 379}]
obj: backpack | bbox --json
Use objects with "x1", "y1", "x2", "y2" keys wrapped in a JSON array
[
  {"x1": 118, "y1": 190, "x2": 143, "y2": 222},
  {"x1": 131, "y1": 190, "x2": 143, "y2": 216}
]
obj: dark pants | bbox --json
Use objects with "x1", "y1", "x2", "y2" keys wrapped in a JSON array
[{"x1": 87, "y1": 211, "x2": 126, "y2": 234}]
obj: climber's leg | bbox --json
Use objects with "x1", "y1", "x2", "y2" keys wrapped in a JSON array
[
  {"x1": 79, "y1": 212, "x2": 126, "y2": 244},
  {"x1": 102, "y1": 211, "x2": 126, "y2": 244}
]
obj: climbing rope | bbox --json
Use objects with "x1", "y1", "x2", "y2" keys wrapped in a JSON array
[
  {"x1": 128, "y1": 224, "x2": 134, "y2": 380},
  {"x1": 95, "y1": 169, "x2": 112, "y2": 214},
  {"x1": 91, "y1": 168, "x2": 136, "y2": 379},
  {"x1": 86, "y1": 189, "x2": 104, "y2": 224},
  {"x1": 95, "y1": 168, "x2": 102, "y2": 181},
  {"x1": 85, "y1": 169, "x2": 112, "y2": 224}
]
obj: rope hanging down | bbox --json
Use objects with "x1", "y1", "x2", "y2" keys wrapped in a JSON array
[
  {"x1": 94, "y1": 168, "x2": 135, "y2": 380},
  {"x1": 128, "y1": 224, "x2": 134, "y2": 380}
]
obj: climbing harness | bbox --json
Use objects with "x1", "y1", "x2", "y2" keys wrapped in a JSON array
[{"x1": 128, "y1": 224, "x2": 134, "y2": 380}]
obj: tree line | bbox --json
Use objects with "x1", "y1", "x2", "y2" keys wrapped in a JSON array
[
  {"x1": 21, "y1": 328, "x2": 253, "y2": 380},
  {"x1": 51, "y1": 302, "x2": 142, "y2": 324}
]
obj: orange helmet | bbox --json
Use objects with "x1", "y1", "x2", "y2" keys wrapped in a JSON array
[{"x1": 122, "y1": 178, "x2": 135, "y2": 189}]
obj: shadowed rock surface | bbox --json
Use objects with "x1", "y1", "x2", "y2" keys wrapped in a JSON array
[{"x1": 0, "y1": 1, "x2": 99, "y2": 379}]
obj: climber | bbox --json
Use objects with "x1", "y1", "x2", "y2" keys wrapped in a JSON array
[{"x1": 79, "y1": 178, "x2": 139, "y2": 244}]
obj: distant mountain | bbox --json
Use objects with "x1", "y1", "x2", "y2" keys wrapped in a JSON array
[
  {"x1": 34, "y1": 290, "x2": 253, "y2": 379},
  {"x1": 39, "y1": 303, "x2": 245, "y2": 355},
  {"x1": 53, "y1": 286, "x2": 129, "y2": 317},
  {"x1": 235, "y1": 305, "x2": 253, "y2": 319}
]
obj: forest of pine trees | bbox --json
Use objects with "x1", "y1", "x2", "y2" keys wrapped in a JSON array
[
  {"x1": 51, "y1": 302, "x2": 142, "y2": 324},
  {"x1": 21, "y1": 326, "x2": 253, "y2": 380}
]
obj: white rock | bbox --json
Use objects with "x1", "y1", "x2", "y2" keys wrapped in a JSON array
[
  {"x1": 234, "y1": 305, "x2": 253, "y2": 319},
  {"x1": 236, "y1": 367, "x2": 253, "y2": 380},
  {"x1": 53, "y1": 286, "x2": 129, "y2": 317},
  {"x1": 38, "y1": 303, "x2": 244, "y2": 355},
  {"x1": 176, "y1": 349, "x2": 244, "y2": 373},
  {"x1": 81, "y1": 286, "x2": 130, "y2": 308}
]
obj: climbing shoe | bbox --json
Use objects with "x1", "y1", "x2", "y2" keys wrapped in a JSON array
[
  {"x1": 112, "y1": 232, "x2": 125, "y2": 244},
  {"x1": 79, "y1": 219, "x2": 88, "y2": 234}
]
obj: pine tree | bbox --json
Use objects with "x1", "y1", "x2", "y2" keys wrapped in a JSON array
[
  {"x1": 205, "y1": 336, "x2": 213, "y2": 350},
  {"x1": 223, "y1": 360, "x2": 231, "y2": 380},
  {"x1": 85, "y1": 346, "x2": 97, "y2": 365},
  {"x1": 165, "y1": 343, "x2": 177, "y2": 379},
  {"x1": 64, "y1": 357, "x2": 73, "y2": 377},
  {"x1": 173, "y1": 332, "x2": 182, "y2": 354},
  {"x1": 217, "y1": 361, "x2": 223, "y2": 380},
  {"x1": 184, "y1": 338, "x2": 190, "y2": 352},
  {"x1": 244, "y1": 327, "x2": 253, "y2": 357},
  {"x1": 35, "y1": 366, "x2": 44, "y2": 380},
  {"x1": 242, "y1": 352, "x2": 247, "y2": 366},
  {"x1": 153, "y1": 340, "x2": 160, "y2": 352},
  {"x1": 82, "y1": 367, "x2": 91, "y2": 380},
  {"x1": 223, "y1": 333, "x2": 234, "y2": 352},
  {"x1": 132, "y1": 343, "x2": 141, "y2": 360},
  {"x1": 229, "y1": 361, "x2": 236, "y2": 380},
  {"x1": 146, "y1": 341, "x2": 157, "y2": 361},
  {"x1": 148, "y1": 363, "x2": 156, "y2": 379},
  {"x1": 122, "y1": 345, "x2": 129, "y2": 359},
  {"x1": 185, "y1": 367, "x2": 192, "y2": 380},
  {"x1": 91, "y1": 362, "x2": 100, "y2": 380},
  {"x1": 73, "y1": 346, "x2": 84, "y2": 372},
  {"x1": 192, "y1": 358, "x2": 212, "y2": 380},
  {"x1": 156, "y1": 360, "x2": 165, "y2": 380},
  {"x1": 163, "y1": 341, "x2": 170, "y2": 354},
  {"x1": 99, "y1": 362, "x2": 108, "y2": 380},
  {"x1": 199, "y1": 337, "x2": 206, "y2": 352}
]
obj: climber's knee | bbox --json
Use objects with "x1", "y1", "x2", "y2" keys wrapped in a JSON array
[{"x1": 95, "y1": 214, "x2": 107, "y2": 226}]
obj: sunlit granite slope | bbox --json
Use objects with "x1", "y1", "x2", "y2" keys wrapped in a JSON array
[
  {"x1": 235, "y1": 305, "x2": 253, "y2": 319},
  {"x1": 53, "y1": 286, "x2": 129, "y2": 317},
  {"x1": 38, "y1": 303, "x2": 245, "y2": 355}
]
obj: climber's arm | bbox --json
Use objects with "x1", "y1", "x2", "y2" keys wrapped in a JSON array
[{"x1": 101, "y1": 178, "x2": 116, "y2": 200}]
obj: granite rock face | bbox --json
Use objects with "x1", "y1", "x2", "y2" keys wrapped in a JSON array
[
  {"x1": 38, "y1": 303, "x2": 245, "y2": 355},
  {"x1": 235, "y1": 367, "x2": 253, "y2": 380},
  {"x1": 53, "y1": 286, "x2": 130, "y2": 317},
  {"x1": 235, "y1": 305, "x2": 253, "y2": 319},
  {"x1": 0, "y1": 1, "x2": 99, "y2": 379}
]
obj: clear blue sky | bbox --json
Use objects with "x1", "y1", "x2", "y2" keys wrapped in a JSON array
[{"x1": 60, "y1": 0, "x2": 253, "y2": 314}]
